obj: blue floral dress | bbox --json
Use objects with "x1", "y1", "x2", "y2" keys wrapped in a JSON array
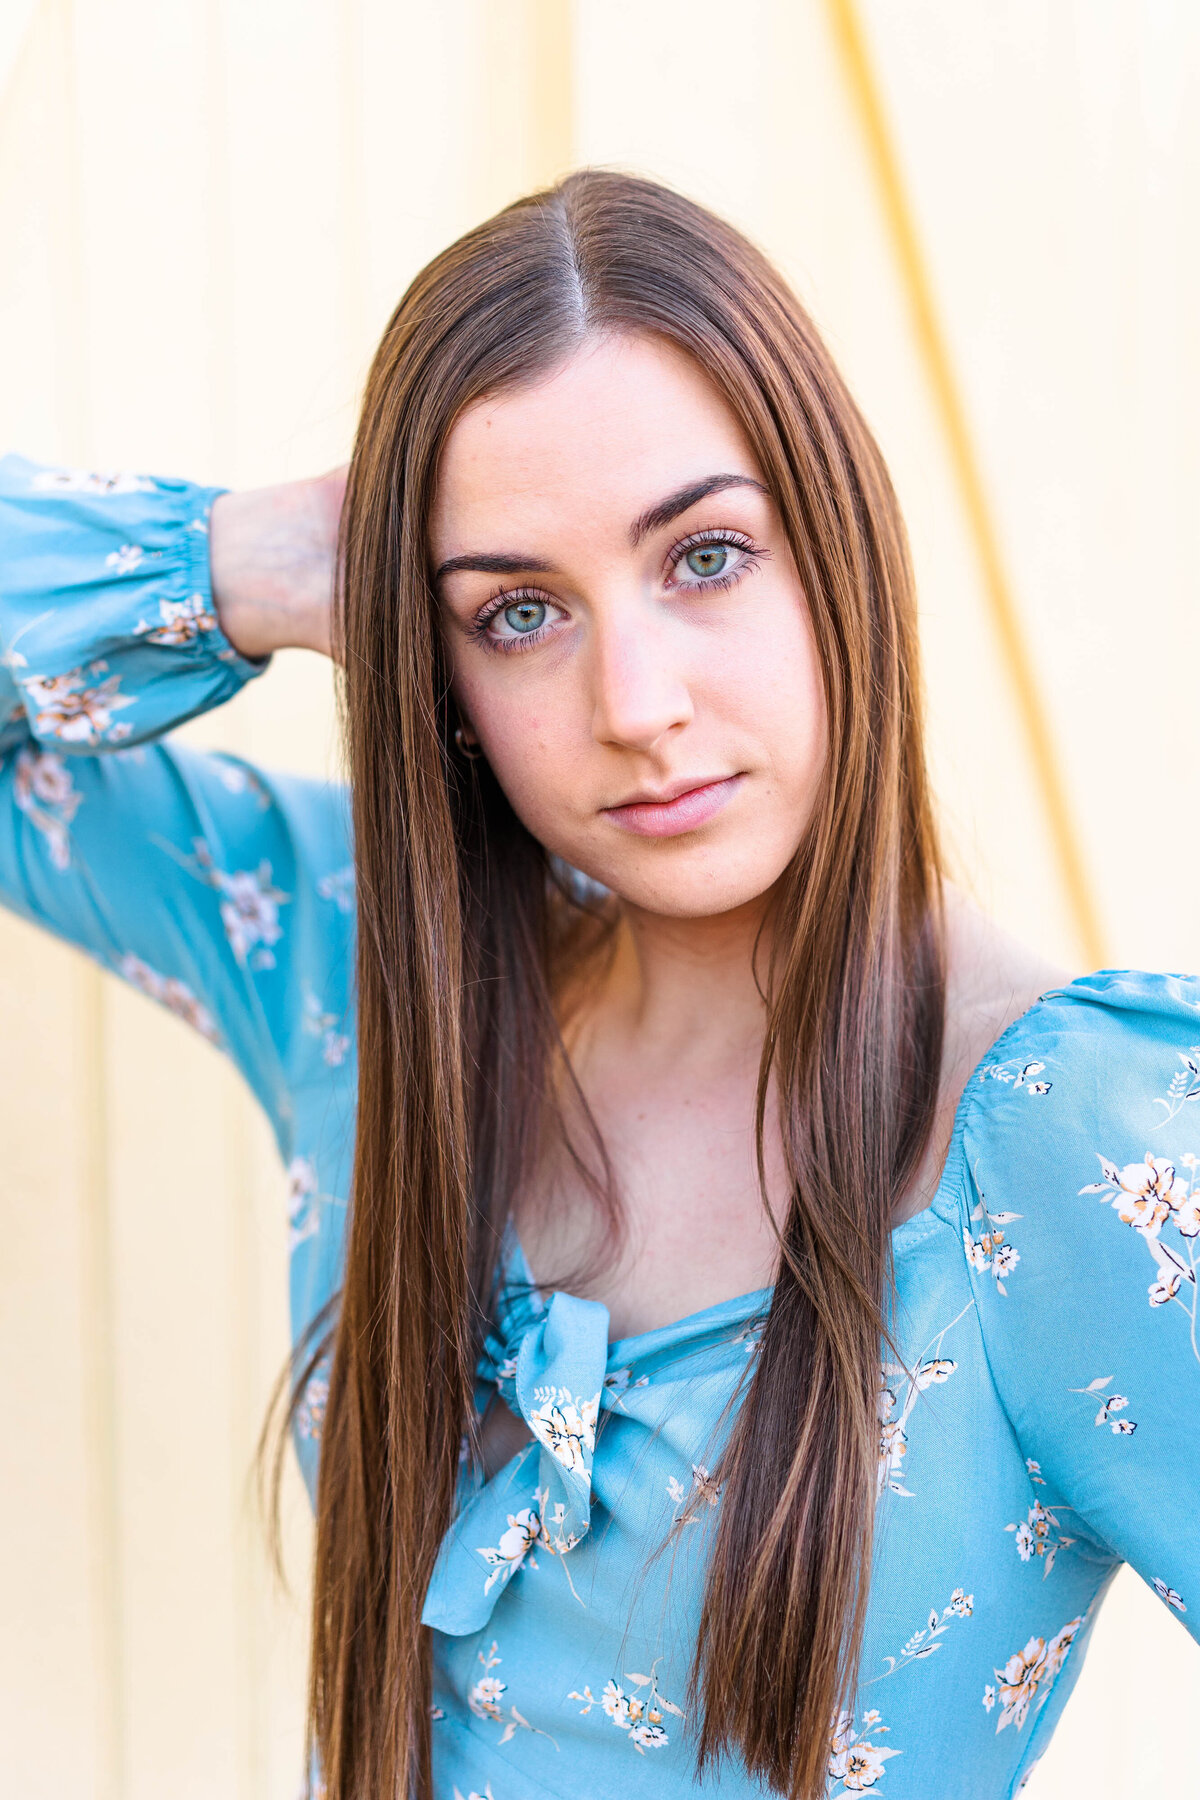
[{"x1": 2, "y1": 454, "x2": 1198, "y2": 1800}]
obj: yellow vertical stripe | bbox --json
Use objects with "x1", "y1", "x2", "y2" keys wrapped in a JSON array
[{"x1": 825, "y1": 0, "x2": 1106, "y2": 969}]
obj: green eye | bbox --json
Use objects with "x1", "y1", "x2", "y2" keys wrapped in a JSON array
[
  {"x1": 684, "y1": 545, "x2": 729, "y2": 578},
  {"x1": 503, "y1": 599, "x2": 547, "y2": 634}
]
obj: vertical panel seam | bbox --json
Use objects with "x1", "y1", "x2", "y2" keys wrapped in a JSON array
[{"x1": 57, "y1": 0, "x2": 126, "y2": 1787}]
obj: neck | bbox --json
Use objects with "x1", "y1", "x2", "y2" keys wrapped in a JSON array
[{"x1": 595, "y1": 892, "x2": 774, "y2": 1069}]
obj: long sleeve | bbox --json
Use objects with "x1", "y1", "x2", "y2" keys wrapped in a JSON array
[
  {"x1": 0, "y1": 453, "x2": 264, "y2": 752},
  {"x1": 951, "y1": 970, "x2": 1200, "y2": 1641},
  {"x1": 0, "y1": 453, "x2": 356, "y2": 1151}
]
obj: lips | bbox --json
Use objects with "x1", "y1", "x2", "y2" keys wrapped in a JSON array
[{"x1": 601, "y1": 774, "x2": 743, "y2": 839}]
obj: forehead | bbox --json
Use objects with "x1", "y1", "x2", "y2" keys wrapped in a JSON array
[{"x1": 430, "y1": 332, "x2": 761, "y2": 556}]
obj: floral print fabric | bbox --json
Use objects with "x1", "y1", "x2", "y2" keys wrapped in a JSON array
[
  {"x1": 425, "y1": 1287, "x2": 609, "y2": 1635},
  {"x1": 2, "y1": 455, "x2": 1198, "y2": 1800}
]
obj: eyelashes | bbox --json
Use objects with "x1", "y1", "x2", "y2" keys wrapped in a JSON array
[
  {"x1": 468, "y1": 588, "x2": 568, "y2": 653},
  {"x1": 467, "y1": 526, "x2": 766, "y2": 655},
  {"x1": 668, "y1": 528, "x2": 762, "y2": 594}
]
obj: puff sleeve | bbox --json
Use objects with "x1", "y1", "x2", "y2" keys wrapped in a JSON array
[
  {"x1": 0, "y1": 453, "x2": 354, "y2": 1148},
  {"x1": 950, "y1": 971, "x2": 1200, "y2": 1639}
]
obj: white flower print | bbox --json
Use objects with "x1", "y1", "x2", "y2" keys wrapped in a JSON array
[
  {"x1": 963, "y1": 1197, "x2": 1023, "y2": 1294},
  {"x1": 134, "y1": 593, "x2": 216, "y2": 646},
  {"x1": 30, "y1": 467, "x2": 154, "y2": 495},
  {"x1": 994, "y1": 1646, "x2": 1043, "y2": 1730},
  {"x1": 877, "y1": 1301, "x2": 969, "y2": 1497},
  {"x1": 1004, "y1": 1500, "x2": 1076, "y2": 1577},
  {"x1": 1080, "y1": 1151, "x2": 1200, "y2": 1361},
  {"x1": 828, "y1": 1707, "x2": 900, "y2": 1793},
  {"x1": 295, "y1": 1369, "x2": 329, "y2": 1442},
  {"x1": 630, "y1": 1722, "x2": 669, "y2": 1750},
  {"x1": 603, "y1": 1365, "x2": 649, "y2": 1409},
  {"x1": 302, "y1": 987, "x2": 351, "y2": 1067},
  {"x1": 977, "y1": 1057, "x2": 1052, "y2": 1098},
  {"x1": 469, "y1": 1642, "x2": 556, "y2": 1748},
  {"x1": 217, "y1": 867, "x2": 286, "y2": 967},
  {"x1": 216, "y1": 761, "x2": 270, "y2": 807},
  {"x1": 569, "y1": 1662, "x2": 683, "y2": 1755},
  {"x1": 316, "y1": 864, "x2": 355, "y2": 912},
  {"x1": 154, "y1": 974, "x2": 214, "y2": 1035},
  {"x1": 877, "y1": 1414, "x2": 908, "y2": 1492},
  {"x1": 13, "y1": 746, "x2": 81, "y2": 870},
  {"x1": 1152, "y1": 1578, "x2": 1187, "y2": 1613},
  {"x1": 984, "y1": 1616, "x2": 1082, "y2": 1733},
  {"x1": 477, "y1": 1506, "x2": 541, "y2": 1594},
  {"x1": 286, "y1": 1156, "x2": 321, "y2": 1250},
  {"x1": 453, "y1": 1786, "x2": 496, "y2": 1800},
  {"x1": 17, "y1": 746, "x2": 75, "y2": 808},
  {"x1": 182, "y1": 838, "x2": 290, "y2": 970},
  {"x1": 532, "y1": 1486, "x2": 584, "y2": 1563},
  {"x1": 1083, "y1": 1153, "x2": 1188, "y2": 1233},
  {"x1": 873, "y1": 1589, "x2": 974, "y2": 1681},
  {"x1": 527, "y1": 1387, "x2": 598, "y2": 1477},
  {"x1": 1068, "y1": 1374, "x2": 1137, "y2": 1436},
  {"x1": 600, "y1": 1680, "x2": 626, "y2": 1721},
  {"x1": 23, "y1": 666, "x2": 135, "y2": 744},
  {"x1": 1149, "y1": 1267, "x2": 1184, "y2": 1305},
  {"x1": 105, "y1": 544, "x2": 144, "y2": 574},
  {"x1": 667, "y1": 1463, "x2": 721, "y2": 1527},
  {"x1": 1154, "y1": 1049, "x2": 1200, "y2": 1125},
  {"x1": 470, "y1": 1674, "x2": 507, "y2": 1721},
  {"x1": 1025, "y1": 1458, "x2": 1046, "y2": 1485},
  {"x1": 116, "y1": 953, "x2": 220, "y2": 1044}
]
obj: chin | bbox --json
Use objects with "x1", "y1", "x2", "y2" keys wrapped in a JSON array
[{"x1": 584, "y1": 848, "x2": 791, "y2": 922}]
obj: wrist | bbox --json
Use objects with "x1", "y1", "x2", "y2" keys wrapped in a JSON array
[
  {"x1": 209, "y1": 489, "x2": 288, "y2": 659},
  {"x1": 209, "y1": 479, "x2": 338, "y2": 660}
]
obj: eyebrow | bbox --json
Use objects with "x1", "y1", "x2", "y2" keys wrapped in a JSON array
[
  {"x1": 627, "y1": 473, "x2": 770, "y2": 547},
  {"x1": 433, "y1": 550, "x2": 557, "y2": 583},
  {"x1": 432, "y1": 471, "x2": 769, "y2": 585}
]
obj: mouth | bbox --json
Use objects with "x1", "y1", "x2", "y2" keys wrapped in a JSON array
[{"x1": 601, "y1": 774, "x2": 744, "y2": 839}]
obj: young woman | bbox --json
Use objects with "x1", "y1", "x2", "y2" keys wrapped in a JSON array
[{"x1": 2, "y1": 171, "x2": 1197, "y2": 1800}]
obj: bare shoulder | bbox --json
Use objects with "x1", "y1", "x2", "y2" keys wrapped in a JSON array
[
  {"x1": 940, "y1": 883, "x2": 1074, "y2": 1071},
  {"x1": 897, "y1": 884, "x2": 1077, "y2": 1221}
]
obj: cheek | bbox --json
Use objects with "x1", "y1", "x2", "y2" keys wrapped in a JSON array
[
  {"x1": 706, "y1": 594, "x2": 827, "y2": 794},
  {"x1": 452, "y1": 662, "x2": 589, "y2": 840}
]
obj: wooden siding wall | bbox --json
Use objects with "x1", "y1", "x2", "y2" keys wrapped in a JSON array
[{"x1": 1, "y1": 3, "x2": 1197, "y2": 1795}]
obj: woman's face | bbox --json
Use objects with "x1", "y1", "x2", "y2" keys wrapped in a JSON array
[{"x1": 432, "y1": 332, "x2": 827, "y2": 921}]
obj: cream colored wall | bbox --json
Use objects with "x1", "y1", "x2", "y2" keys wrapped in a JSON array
[{"x1": 0, "y1": 3, "x2": 1196, "y2": 1796}]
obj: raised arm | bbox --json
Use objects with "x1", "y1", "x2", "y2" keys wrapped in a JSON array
[{"x1": 0, "y1": 454, "x2": 353, "y2": 1151}]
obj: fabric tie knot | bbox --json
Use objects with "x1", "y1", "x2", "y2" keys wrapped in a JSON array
[{"x1": 421, "y1": 1287, "x2": 609, "y2": 1636}]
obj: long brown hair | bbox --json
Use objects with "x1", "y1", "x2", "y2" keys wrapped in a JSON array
[{"x1": 307, "y1": 168, "x2": 944, "y2": 1800}]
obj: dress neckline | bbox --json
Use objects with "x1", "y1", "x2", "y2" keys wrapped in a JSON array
[{"x1": 508, "y1": 971, "x2": 1103, "y2": 1350}]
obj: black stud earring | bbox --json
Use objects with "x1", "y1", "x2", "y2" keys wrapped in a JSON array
[{"x1": 454, "y1": 725, "x2": 483, "y2": 759}]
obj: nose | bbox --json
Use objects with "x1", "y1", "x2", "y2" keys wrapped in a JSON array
[{"x1": 589, "y1": 607, "x2": 693, "y2": 752}]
